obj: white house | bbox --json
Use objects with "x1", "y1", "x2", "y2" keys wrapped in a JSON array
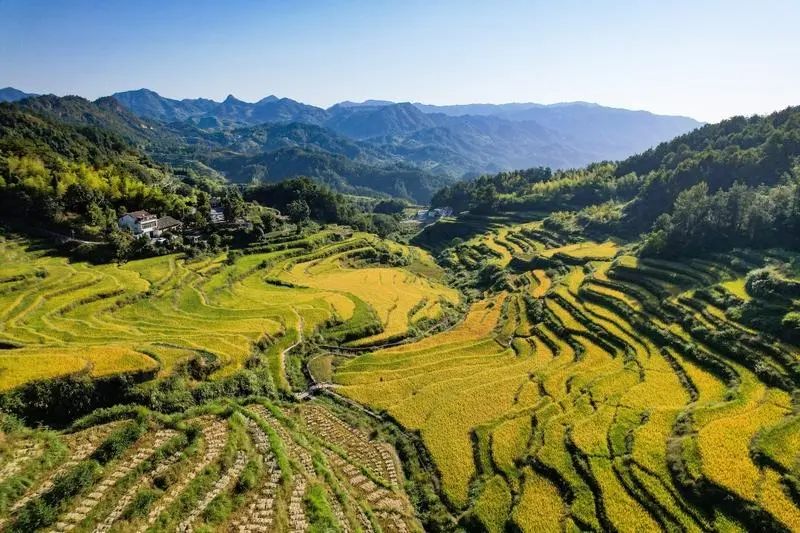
[{"x1": 118, "y1": 210, "x2": 158, "y2": 236}]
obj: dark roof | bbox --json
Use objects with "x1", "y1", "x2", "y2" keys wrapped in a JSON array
[
  {"x1": 156, "y1": 216, "x2": 182, "y2": 230},
  {"x1": 124, "y1": 210, "x2": 155, "y2": 221}
]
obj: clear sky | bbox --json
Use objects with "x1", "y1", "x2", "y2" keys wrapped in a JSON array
[{"x1": 0, "y1": 0, "x2": 797, "y2": 122}]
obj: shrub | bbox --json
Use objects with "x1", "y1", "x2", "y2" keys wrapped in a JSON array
[
  {"x1": 304, "y1": 484, "x2": 340, "y2": 533},
  {"x1": 91, "y1": 420, "x2": 146, "y2": 464}
]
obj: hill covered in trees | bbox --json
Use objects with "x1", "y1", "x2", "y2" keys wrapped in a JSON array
[
  {"x1": 0, "y1": 101, "x2": 199, "y2": 235},
  {"x1": 431, "y1": 105, "x2": 800, "y2": 257},
  {"x1": 0, "y1": 101, "x2": 407, "y2": 258},
  {"x1": 3, "y1": 95, "x2": 449, "y2": 203}
]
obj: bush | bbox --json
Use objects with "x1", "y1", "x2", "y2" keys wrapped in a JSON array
[
  {"x1": 304, "y1": 484, "x2": 341, "y2": 533},
  {"x1": 122, "y1": 488, "x2": 161, "y2": 520},
  {"x1": 746, "y1": 267, "x2": 800, "y2": 300},
  {"x1": 226, "y1": 249, "x2": 243, "y2": 265},
  {"x1": 373, "y1": 198, "x2": 407, "y2": 215},
  {"x1": 91, "y1": 420, "x2": 146, "y2": 464},
  {"x1": 11, "y1": 460, "x2": 101, "y2": 532},
  {"x1": 781, "y1": 312, "x2": 800, "y2": 342}
]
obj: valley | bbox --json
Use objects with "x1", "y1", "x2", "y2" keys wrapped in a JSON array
[{"x1": 0, "y1": 41, "x2": 799, "y2": 533}]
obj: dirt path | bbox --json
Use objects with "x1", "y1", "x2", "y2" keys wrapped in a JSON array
[{"x1": 282, "y1": 308, "x2": 304, "y2": 394}]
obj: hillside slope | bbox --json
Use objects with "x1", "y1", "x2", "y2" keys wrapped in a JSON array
[
  {"x1": 5, "y1": 95, "x2": 449, "y2": 202},
  {"x1": 431, "y1": 105, "x2": 800, "y2": 256}
]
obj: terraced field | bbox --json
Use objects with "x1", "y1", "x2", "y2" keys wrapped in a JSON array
[
  {"x1": 335, "y1": 220, "x2": 800, "y2": 532},
  {"x1": 0, "y1": 399, "x2": 419, "y2": 532},
  {"x1": 3, "y1": 217, "x2": 800, "y2": 531},
  {"x1": 0, "y1": 230, "x2": 456, "y2": 392},
  {"x1": 280, "y1": 239, "x2": 458, "y2": 347}
]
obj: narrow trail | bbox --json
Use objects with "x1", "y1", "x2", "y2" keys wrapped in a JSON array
[{"x1": 283, "y1": 308, "x2": 305, "y2": 396}]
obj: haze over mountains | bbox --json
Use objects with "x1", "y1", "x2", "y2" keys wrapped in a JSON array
[
  {"x1": 0, "y1": 86, "x2": 703, "y2": 201},
  {"x1": 110, "y1": 88, "x2": 702, "y2": 166}
]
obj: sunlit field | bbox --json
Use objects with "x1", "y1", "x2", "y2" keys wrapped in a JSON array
[
  {"x1": 336, "y1": 218, "x2": 800, "y2": 532},
  {"x1": 0, "y1": 230, "x2": 456, "y2": 391}
]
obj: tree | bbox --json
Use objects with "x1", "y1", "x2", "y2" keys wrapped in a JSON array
[
  {"x1": 260, "y1": 210, "x2": 279, "y2": 233},
  {"x1": 472, "y1": 183, "x2": 499, "y2": 214},
  {"x1": 208, "y1": 233, "x2": 223, "y2": 251},
  {"x1": 373, "y1": 198, "x2": 406, "y2": 215},
  {"x1": 226, "y1": 250, "x2": 242, "y2": 266},
  {"x1": 253, "y1": 224, "x2": 267, "y2": 242},
  {"x1": 63, "y1": 183, "x2": 97, "y2": 214},
  {"x1": 107, "y1": 230, "x2": 133, "y2": 262},
  {"x1": 371, "y1": 213, "x2": 399, "y2": 238},
  {"x1": 287, "y1": 199, "x2": 310, "y2": 233},
  {"x1": 221, "y1": 187, "x2": 245, "y2": 222},
  {"x1": 87, "y1": 202, "x2": 106, "y2": 228}
]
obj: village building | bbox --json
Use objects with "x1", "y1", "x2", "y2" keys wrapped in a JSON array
[
  {"x1": 414, "y1": 206, "x2": 453, "y2": 221},
  {"x1": 119, "y1": 210, "x2": 183, "y2": 237},
  {"x1": 209, "y1": 207, "x2": 225, "y2": 224},
  {"x1": 118, "y1": 210, "x2": 158, "y2": 235},
  {"x1": 153, "y1": 215, "x2": 182, "y2": 236}
]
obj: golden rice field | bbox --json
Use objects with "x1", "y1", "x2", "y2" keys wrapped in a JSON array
[
  {"x1": 540, "y1": 240, "x2": 620, "y2": 260},
  {"x1": 0, "y1": 230, "x2": 456, "y2": 391},
  {"x1": 281, "y1": 245, "x2": 458, "y2": 346},
  {"x1": 334, "y1": 220, "x2": 800, "y2": 532}
]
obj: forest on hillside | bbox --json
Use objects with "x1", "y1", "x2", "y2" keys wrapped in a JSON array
[{"x1": 432, "y1": 106, "x2": 800, "y2": 257}]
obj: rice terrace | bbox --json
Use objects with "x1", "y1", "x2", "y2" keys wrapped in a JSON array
[{"x1": 1, "y1": 1, "x2": 800, "y2": 531}]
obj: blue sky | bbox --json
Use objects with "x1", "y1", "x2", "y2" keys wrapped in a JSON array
[{"x1": 0, "y1": 0, "x2": 797, "y2": 121}]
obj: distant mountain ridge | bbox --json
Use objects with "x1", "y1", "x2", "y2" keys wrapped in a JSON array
[
  {"x1": 107, "y1": 88, "x2": 703, "y2": 174},
  {"x1": 0, "y1": 87, "x2": 38, "y2": 103},
  {"x1": 112, "y1": 89, "x2": 328, "y2": 126}
]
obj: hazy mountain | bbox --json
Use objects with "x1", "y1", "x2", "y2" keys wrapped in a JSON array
[
  {"x1": 0, "y1": 87, "x2": 38, "y2": 102},
  {"x1": 110, "y1": 88, "x2": 216, "y2": 122},
  {"x1": 171, "y1": 120, "x2": 393, "y2": 164},
  {"x1": 324, "y1": 102, "x2": 439, "y2": 139},
  {"x1": 332, "y1": 99, "x2": 397, "y2": 109},
  {"x1": 380, "y1": 115, "x2": 592, "y2": 172},
  {"x1": 412, "y1": 102, "x2": 545, "y2": 116},
  {"x1": 0, "y1": 87, "x2": 38, "y2": 103},
  {"x1": 100, "y1": 87, "x2": 706, "y2": 179},
  {"x1": 323, "y1": 105, "x2": 595, "y2": 173},
  {"x1": 412, "y1": 101, "x2": 703, "y2": 161},
  {"x1": 210, "y1": 146, "x2": 452, "y2": 201},
  {"x1": 112, "y1": 89, "x2": 327, "y2": 126},
  {"x1": 493, "y1": 103, "x2": 703, "y2": 161}
]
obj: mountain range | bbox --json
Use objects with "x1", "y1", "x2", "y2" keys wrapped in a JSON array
[
  {"x1": 110, "y1": 89, "x2": 702, "y2": 170},
  {"x1": 0, "y1": 87, "x2": 703, "y2": 202}
]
